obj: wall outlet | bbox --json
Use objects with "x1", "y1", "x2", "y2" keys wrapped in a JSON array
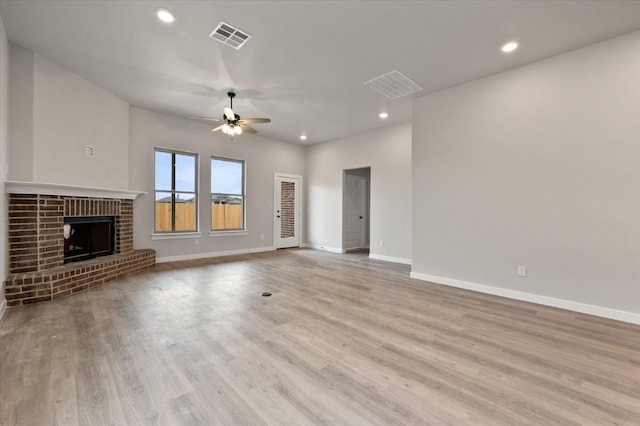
[
  {"x1": 517, "y1": 265, "x2": 527, "y2": 277},
  {"x1": 260, "y1": 234, "x2": 264, "y2": 240},
  {"x1": 379, "y1": 240, "x2": 384, "y2": 248},
  {"x1": 194, "y1": 239, "x2": 199, "y2": 245}
]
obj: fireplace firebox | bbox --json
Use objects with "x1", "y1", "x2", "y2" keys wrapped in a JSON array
[{"x1": 64, "y1": 216, "x2": 116, "y2": 263}]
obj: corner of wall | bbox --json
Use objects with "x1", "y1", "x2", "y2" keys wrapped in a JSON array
[
  {"x1": 304, "y1": 122, "x2": 412, "y2": 260},
  {"x1": 0, "y1": 17, "x2": 10, "y2": 318}
]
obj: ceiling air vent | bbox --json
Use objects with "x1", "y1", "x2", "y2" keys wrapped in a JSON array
[
  {"x1": 209, "y1": 21, "x2": 251, "y2": 50},
  {"x1": 364, "y1": 70, "x2": 423, "y2": 99}
]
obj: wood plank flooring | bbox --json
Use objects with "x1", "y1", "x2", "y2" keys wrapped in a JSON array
[{"x1": 1, "y1": 248, "x2": 639, "y2": 425}]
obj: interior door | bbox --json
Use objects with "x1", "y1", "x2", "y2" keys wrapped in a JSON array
[
  {"x1": 275, "y1": 174, "x2": 301, "y2": 249},
  {"x1": 343, "y1": 173, "x2": 367, "y2": 250}
]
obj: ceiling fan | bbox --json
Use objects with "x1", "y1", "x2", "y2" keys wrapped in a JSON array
[{"x1": 189, "y1": 91, "x2": 271, "y2": 136}]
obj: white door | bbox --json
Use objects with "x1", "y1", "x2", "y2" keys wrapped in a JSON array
[
  {"x1": 343, "y1": 173, "x2": 367, "y2": 250},
  {"x1": 274, "y1": 174, "x2": 301, "y2": 249}
]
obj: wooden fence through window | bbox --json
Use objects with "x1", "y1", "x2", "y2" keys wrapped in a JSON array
[{"x1": 155, "y1": 202, "x2": 242, "y2": 231}]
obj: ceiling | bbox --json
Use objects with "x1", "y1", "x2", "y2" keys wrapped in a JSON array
[{"x1": 1, "y1": 1, "x2": 640, "y2": 145}]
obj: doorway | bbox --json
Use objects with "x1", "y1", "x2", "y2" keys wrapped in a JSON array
[
  {"x1": 343, "y1": 167, "x2": 370, "y2": 251},
  {"x1": 274, "y1": 173, "x2": 302, "y2": 249}
]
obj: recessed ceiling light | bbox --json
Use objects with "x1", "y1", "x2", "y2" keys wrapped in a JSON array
[
  {"x1": 156, "y1": 8, "x2": 175, "y2": 23},
  {"x1": 379, "y1": 112, "x2": 388, "y2": 119},
  {"x1": 300, "y1": 135, "x2": 307, "y2": 141},
  {"x1": 501, "y1": 41, "x2": 519, "y2": 53}
]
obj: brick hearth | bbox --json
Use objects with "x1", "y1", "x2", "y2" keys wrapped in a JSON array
[{"x1": 4, "y1": 193, "x2": 155, "y2": 306}]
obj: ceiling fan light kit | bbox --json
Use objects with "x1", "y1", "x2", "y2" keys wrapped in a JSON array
[
  {"x1": 189, "y1": 92, "x2": 271, "y2": 139},
  {"x1": 222, "y1": 123, "x2": 242, "y2": 136}
]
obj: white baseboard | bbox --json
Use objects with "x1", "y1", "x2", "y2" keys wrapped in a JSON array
[
  {"x1": 156, "y1": 246, "x2": 276, "y2": 263},
  {"x1": 369, "y1": 254, "x2": 412, "y2": 265},
  {"x1": 410, "y1": 271, "x2": 640, "y2": 325},
  {"x1": 0, "y1": 298, "x2": 6, "y2": 320},
  {"x1": 300, "y1": 243, "x2": 345, "y2": 254}
]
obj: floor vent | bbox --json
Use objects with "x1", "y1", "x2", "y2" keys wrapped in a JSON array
[
  {"x1": 210, "y1": 21, "x2": 251, "y2": 50},
  {"x1": 364, "y1": 70, "x2": 423, "y2": 99}
]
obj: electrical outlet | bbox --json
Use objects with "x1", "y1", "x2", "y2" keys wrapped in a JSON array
[
  {"x1": 517, "y1": 265, "x2": 527, "y2": 277},
  {"x1": 260, "y1": 234, "x2": 264, "y2": 240},
  {"x1": 194, "y1": 239, "x2": 199, "y2": 245},
  {"x1": 379, "y1": 240, "x2": 384, "y2": 248}
]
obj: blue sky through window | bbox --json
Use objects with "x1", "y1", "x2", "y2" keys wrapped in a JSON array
[
  {"x1": 155, "y1": 151, "x2": 171, "y2": 191},
  {"x1": 211, "y1": 159, "x2": 243, "y2": 194},
  {"x1": 155, "y1": 150, "x2": 196, "y2": 200},
  {"x1": 175, "y1": 154, "x2": 196, "y2": 192}
]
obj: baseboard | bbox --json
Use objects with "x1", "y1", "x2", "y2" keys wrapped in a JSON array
[
  {"x1": 0, "y1": 298, "x2": 6, "y2": 320},
  {"x1": 156, "y1": 246, "x2": 276, "y2": 263},
  {"x1": 300, "y1": 243, "x2": 345, "y2": 254},
  {"x1": 410, "y1": 271, "x2": 640, "y2": 325},
  {"x1": 369, "y1": 254, "x2": 412, "y2": 265}
]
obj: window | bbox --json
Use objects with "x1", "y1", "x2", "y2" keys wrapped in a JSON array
[
  {"x1": 211, "y1": 157, "x2": 245, "y2": 231},
  {"x1": 154, "y1": 149, "x2": 198, "y2": 232}
]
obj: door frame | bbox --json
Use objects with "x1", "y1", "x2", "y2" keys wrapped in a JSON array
[
  {"x1": 342, "y1": 167, "x2": 370, "y2": 251},
  {"x1": 342, "y1": 173, "x2": 367, "y2": 250},
  {"x1": 273, "y1": 173, "x2": 302, "y2": 249}
]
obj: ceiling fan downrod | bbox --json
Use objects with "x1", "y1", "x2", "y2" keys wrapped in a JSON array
[{"x1": 228, "y1": 91, "x2": 235, "y2": 109}]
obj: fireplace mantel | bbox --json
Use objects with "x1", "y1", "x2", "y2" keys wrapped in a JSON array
[{"x1": 6, "y1": 181, "x2": 146, "y2": 200}]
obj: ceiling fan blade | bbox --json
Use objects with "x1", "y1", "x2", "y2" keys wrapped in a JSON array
[
  {"x1": 223, "y1": 107, "x2": 235, "y2": 120},
  {"x1": 239, "y1": 124, "x2": 257, "y2": 134},
  {"x1": 187, "y1": 116, "x2": 222, "y2": 122},
  {"x1": 239, "y1": 118, "x2": 271, "y2": 124},
  {"x1": 211, "y1": 124, "x2": 226, "y2": 132}
]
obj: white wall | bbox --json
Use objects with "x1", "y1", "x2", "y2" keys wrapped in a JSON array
[
  {"x1": 8, "y1": 45, "x2": 129, "y2": 189},
  {"x1": 306, "y1": 123, "x2": 412, "y2": 263},
  {"x1": 129, "y1": 107, "x2": 306, "y2": 261},
  {"x1": 0, "y1": 18, "x2": 8, "y2": 317},
  {"x1": 412, "y1": 31, "x2": 640, "y2": 321},
  {"x1": 7, "y1": 44, "x2": 33, "y2": 182}
]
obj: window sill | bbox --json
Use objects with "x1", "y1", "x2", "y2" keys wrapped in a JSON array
[
  {"x1": 209, "y1": 230, "x2": 248, "y2": 237},
  {"x1": 151, "y1": 232, "x2": 202, "y2": 241}
]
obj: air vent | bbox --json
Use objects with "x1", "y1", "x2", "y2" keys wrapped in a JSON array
[
  {"x1": 209, "y1": 21, "x2": 251, "y2": 50},
  {"x1": 364, "y1": 70, "x2": 423, "y2": 99}
]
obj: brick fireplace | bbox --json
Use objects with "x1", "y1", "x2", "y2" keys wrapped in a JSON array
[{"x1": 4, "y1": 183, "x2": 155, "y2": 306}]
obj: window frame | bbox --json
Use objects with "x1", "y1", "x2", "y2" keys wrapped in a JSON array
[
  {"x1": 210, "y1": 156, "x2": 246, "y2": 232},
  {"x1": 153, "y1": 147, "x2": 199, "y2": 234}
]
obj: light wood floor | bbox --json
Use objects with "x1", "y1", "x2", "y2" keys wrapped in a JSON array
[{"x1": 1, "y1": 249, "x2": 639, "y2": 425}]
